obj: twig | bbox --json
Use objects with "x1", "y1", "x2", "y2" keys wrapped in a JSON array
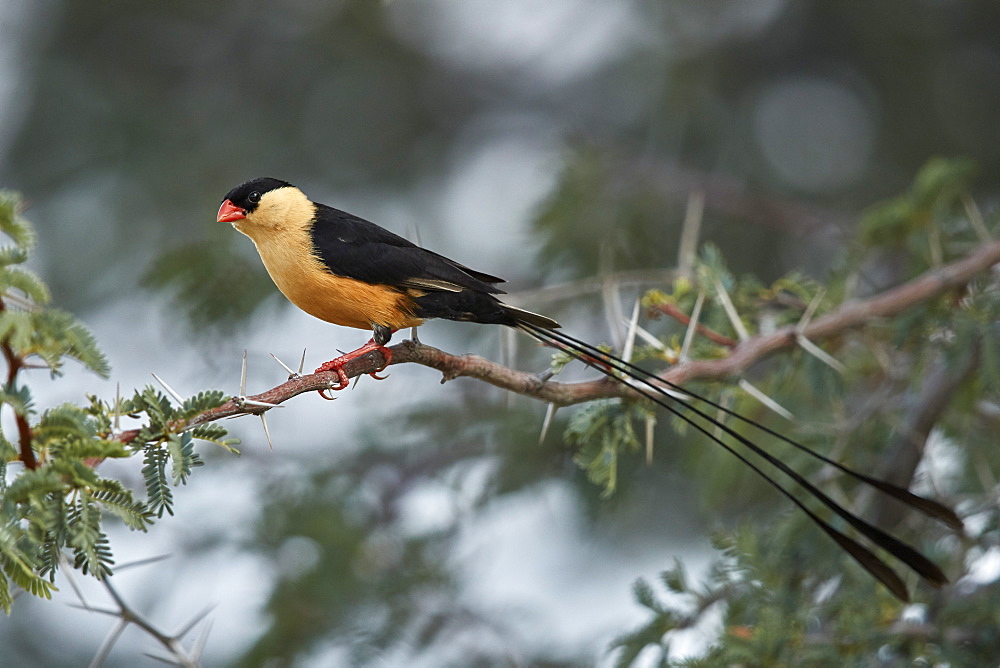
[
  {"x1": 653, "y1": 301, "x2": 736, "y2": 348},
  {"x1": 0, "y1": 299, "x2": 36, "y2": 469},
  {"x1": 59, "y1": 554, "x2": 209, "y2": 667},
  {"x1": 109, "y1": 239, "x2": 1000, "y2": 440},
  {"x1": 867, "y1": 345, "x2": 980, "y2": 528}
]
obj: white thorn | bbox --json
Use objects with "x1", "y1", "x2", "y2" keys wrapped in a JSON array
[
  {"x1": 601, "y1": 270, "x2": 625, "y2": 348},
  {"x1": 59, "y1": 555, "x2": 90, "y2": 610},
  {"x1": 620, "y1": 374, "x2": 691, "y2": 401},
  {"x1": 645, "y1": 413, "x2": 656, "y2": 466},
  {"x1": 113, "y1": 382, "x2": 121, "y2": 432},
  {"x1": 260, "y1": 413, "x2": 274, "y2": 450},
  {"x1": 712, "y1": 402, "x2": 727, "y2": 441},
  {"x1": 191, "y1": 617, "x2": 215, "y2": 660},
  {"x1": 621, "y1": 298, "x2": 641, "y2": 363},
  {"x1": 115, "y1": 554, "x2": 172, "y2": 571},
  {"x1": 151, "y1": 373, "x2": 185, "y2": 405},
  {"x1": 90, "y1": 619, "x2": 129, "y2": 668},
  {"x1": 539, "y1": 403, "x2": 557, "y2": 444},
  {"x1": 142, "y1": 651, "x2": 180, "y2": 666},
  {"x1": 962, "y1": 194, "x2": 993, "y2": 242},
  {"x1": 677, "y1": 189, "x2": 705, "y2": 278},
  {"x1": 269, "y1": 352, "x2": 297, "y2": 377},
  {"x1": 175, "y1": 603, "x2": 217, "y2": 640},
  {"x1": 240, "y1": 349, "x2": 248, "y2": 396},
  {"x1": 796, "y1": 287, "x2": 826, "y2": 331},
  {"x1": 795, "y1": 334, "x2": 847, "y2": 374},
  {"x1": 738, "y1": 378, "x2": 794, "y2": 420},
  {"x1": 713, "y1": 276, "x2": 749, "y2": 342},
  {"x1": 241, "y1": 398, "x2": 283, "y2": 409},
  {"x1": 618, "y1": 319, "x2": 669, "y2": 352},
  {"x1": 298, "y1": 349, "x2": 307, "y2": 375},
  {"x1": 679, "y1": 292, "x2": 706, "y2": 362}
]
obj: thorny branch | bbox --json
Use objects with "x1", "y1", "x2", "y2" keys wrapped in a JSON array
[
  {"x1": 117, "y1": 238, "x2": 1000, "y2": 440},
  {"x1": 0, "y1": 300, "x2": 37, "y2": 469},
  {"x1": 652, "y1": 301, "x2": 738, "y2": 348},
  {"x1": 61, "y1": 555, "x2": 212, "y2": 667}
]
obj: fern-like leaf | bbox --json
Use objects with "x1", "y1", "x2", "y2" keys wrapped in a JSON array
[
  {"x1": 67, "y1": 494, "x2": 113, "y2": 578},
  {"x1": 0, "y1": 267, "x2": 51, "y2": 305},
  {"x1": 0, "y1": 524, "x2": 54, "y2": 607},
  {"x1": 0, "y1": 191, "x2": 36, "y2": 251},
  {"x1": 0, "y1": 245, "x2": 28, "y2": 268},
  {"x1": 180, "y1": 390, "x2": 227, "y2": 418},
  {"x1": 141, "y1": 445, "x2": 174, "y2": 517},
  {"x1": 92, "y1": 481, "x2": 154, "y2": 532},
  {"x1": 167, "y1": 432, "x2": 203, "y2": 485}
]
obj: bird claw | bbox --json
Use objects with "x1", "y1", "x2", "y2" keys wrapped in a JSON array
[
  {"x1": 315, "y1": 367, "x2": 350, "y2": 399},
  {"x1": 313, "y1": 340, "x2": 392, "y2": 398}
]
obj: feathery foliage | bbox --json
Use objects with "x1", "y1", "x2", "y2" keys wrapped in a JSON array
[
  {"x1": 596, "y1": 158, "x2": 1000, "y2": 665},
  {"x1": 0, "y1": 193, "x2": 236, "y2": 613}
]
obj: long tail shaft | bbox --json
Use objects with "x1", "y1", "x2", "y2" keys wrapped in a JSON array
[{"x1": 515, "y1": 320, "x2": 957, "y2": 601}]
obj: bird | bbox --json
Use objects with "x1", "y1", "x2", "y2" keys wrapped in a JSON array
[{"x1": 218, "y1": 176, "x2": 961, "y2": 601}]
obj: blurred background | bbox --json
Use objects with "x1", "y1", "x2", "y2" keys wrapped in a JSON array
[{"x1": 1, "y1": 0, "x2": 999, "y2": 665}]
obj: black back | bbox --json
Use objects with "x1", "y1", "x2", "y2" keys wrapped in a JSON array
[{"x1": 309, "y1": 203, "x2": 506, "y2": 295}]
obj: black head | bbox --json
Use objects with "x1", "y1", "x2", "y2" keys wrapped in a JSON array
[{"x1": 220, "y1": 177, "x2": 294, "y2": 217}]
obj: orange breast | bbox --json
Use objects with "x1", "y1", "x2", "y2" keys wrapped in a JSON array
[{"x1": 253, "y1": 237, "x2": 423, "y2": 331}]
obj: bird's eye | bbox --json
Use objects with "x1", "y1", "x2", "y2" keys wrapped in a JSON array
[{"x1": 247, "y1": 191, "x2": 261, "y2": 204}]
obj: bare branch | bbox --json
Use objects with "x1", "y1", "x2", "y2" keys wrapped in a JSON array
[{"x1": 111, "y1": 239, "x2": 1000, "y2": 441}]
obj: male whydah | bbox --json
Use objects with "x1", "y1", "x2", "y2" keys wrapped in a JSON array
[{"x1": 218, "y1": 176, "x2": 961, "y2": 601}]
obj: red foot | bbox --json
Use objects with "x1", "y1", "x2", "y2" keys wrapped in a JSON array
[{"x1": 314, "y1": 339, "x2": 393, "y2": 399}]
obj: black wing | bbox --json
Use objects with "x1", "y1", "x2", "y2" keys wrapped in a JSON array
[{"x1": 310, "y1": 204, "x2": 506, "y2": 294}]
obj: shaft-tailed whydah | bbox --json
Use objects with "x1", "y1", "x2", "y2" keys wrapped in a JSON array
[{"x1": 219, "y1": 176, "x2": 961, "y2": 601}]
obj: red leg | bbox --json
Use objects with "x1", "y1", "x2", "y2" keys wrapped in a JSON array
[{"x1": 314, "y1": 338, "x2": 394, "y2": 399}]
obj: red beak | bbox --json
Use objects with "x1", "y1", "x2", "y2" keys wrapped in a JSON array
[{"x1": 217, "y1": 199, "x2": 247, "y2": 223}]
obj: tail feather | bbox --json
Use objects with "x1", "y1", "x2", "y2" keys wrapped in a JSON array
[
  {"x1": 502, "y1": 303, "x2": 561, "y2": 330},
  {"x1": 514, "y1": 320, "x2": 957, "y2": 600}
]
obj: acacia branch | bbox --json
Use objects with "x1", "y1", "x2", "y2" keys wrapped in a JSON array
[
  {"x1": 652, "y1": 302, "x2": 737, "y2": 348},
  {"x1": 0, "y1": 300, "x2": 37, "y2": 470},
  {"x1": 124, "y1": 239, "x2": 999, "y2": 438}
]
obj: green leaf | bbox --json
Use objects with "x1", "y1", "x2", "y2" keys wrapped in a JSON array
[
  {"x1": 141, "y1": 445, "x2": 174, "y2": 518},
  {"x1": 0, "y1": 523, "x2": 55, "y2": 608},
  {"x1": 0, "y1": 570, "x2": 10, "y2": 615},
  {"x1": 143, "y1": 241, "x2": 276, "y2": 330},
  {"x1": 0, "y1": 309, "x2": 110, "y2": 378},
  {"x1": 191, "y1": 423, "x2": 227, "y2": 441},
  {"x1": 167, "y1": 432, "x2": 203, "y2": 485},
  {"x1": 36, "y1": 404, "x2": 96, "y2": 438},
  {"x1": 0, "y1": 245, "x2": 28, "y2": 268},
  {"x1": 137, "y1": 387, "x2": 174, "y2": 428},
  {"x1": 633, "y1": 577, "x2": 659, "y2": 611},
  {"x1": 860, "y1": 157, "x2": 978, "y2": 248},
  {"x1": 67, "y1": 494, "x2": 113, "y2": 578},
  {"x1": 0, "y1": 191, "x2": 36, "y2": 251},
  {"x1": 661, "y1": 559, "x2": 688, "y2": 594},
  {"x1": 565, "y1": 399, "x2": 643, "y2": 497},
  {"x1": 911, "y1": 156, "x2": 977, "y2": 209},
  {"x1": 36, "y1": 310, "x2": 110, "y2": 378},
  {"x1": 3, "y1": 468, "x2": 66, "y2": 505},
  {"x1": 0, "y1": 310, "x2": 33, "y2": 353},
  {"x1": 0, "y1": 267, "x2": 51, "y2": 304},
  {"x1": 92, "y1": 480, "x2": 154, "y2": 532},
  {"x1": 179, "y1": 389, "x2": 227, "y2": 418}
]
